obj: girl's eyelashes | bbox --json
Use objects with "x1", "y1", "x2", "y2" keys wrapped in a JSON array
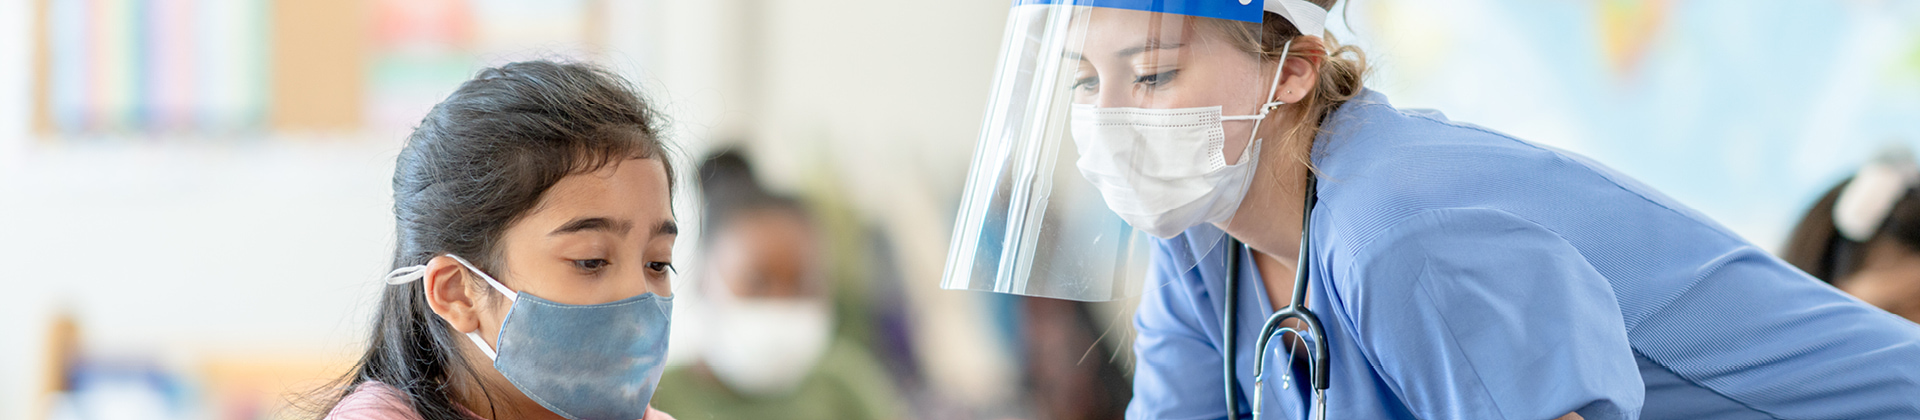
[
  {"x1": 566, "y1": 256, "x2": 670, "y2": 275},
  {"x1": 646, "y1": 261, "x2": 676, "y2": 274},
  {"x1": 573, "y1": 258, "x2": 611, "y2": 272}
]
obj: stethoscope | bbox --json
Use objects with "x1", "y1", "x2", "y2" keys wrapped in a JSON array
[{"x1": 1222, "y1": 176, "x2": 1329, "y2": 420}]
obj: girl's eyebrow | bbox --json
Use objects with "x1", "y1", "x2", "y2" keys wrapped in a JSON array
[
  {"x1": 550, "y1": 217, "x2": 634, "y2": 236},
  {"x1": 652, "y1": 220, "x2": 679, "y2": 237}
]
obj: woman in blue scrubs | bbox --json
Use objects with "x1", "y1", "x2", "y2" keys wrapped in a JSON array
[{"x1": 942, "y1": 0, "x2": 1920, "y2": 419}]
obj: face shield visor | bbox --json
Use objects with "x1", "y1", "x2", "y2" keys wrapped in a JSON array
[{"x1": 943, "y1": 0, "x2": 1327, "y2": 302}]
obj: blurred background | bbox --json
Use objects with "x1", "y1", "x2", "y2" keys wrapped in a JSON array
[{"x1": 0, "y1": 1, "x2": 1917, "y2": 419}]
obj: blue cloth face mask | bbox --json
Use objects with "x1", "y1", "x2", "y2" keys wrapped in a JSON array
[{"x1": 385, "y1": 254, "x2": 673, "y2": 420}]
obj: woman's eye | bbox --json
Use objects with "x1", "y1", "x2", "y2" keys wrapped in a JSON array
[
  {"x1": 1135, "y1": 70, "x2": 1177, "y2": 86},
  {"x1": 573, "y1": 259, "x2": 610, "y2": 271},
  {"x1": 1071, "y1": 76, "x2": 1099, "y2": 93},
  {"x1": 646, "y1": 261, "x2": 676, "y2": 274}
]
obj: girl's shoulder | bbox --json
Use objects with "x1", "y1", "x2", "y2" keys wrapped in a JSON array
[
  {"x1": 326, "y1": 382, "x2": 420, "y2": 420},
  {"x1": 325, "y1": 382, "x2": 484, "y2": 420}
]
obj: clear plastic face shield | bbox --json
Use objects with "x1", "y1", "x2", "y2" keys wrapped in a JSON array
[{"x1": 943, "y1": 0, "x2": 1327, "y2": 301}]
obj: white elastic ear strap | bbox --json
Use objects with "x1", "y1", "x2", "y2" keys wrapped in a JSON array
[
  {"x1": 383, "y1": 265, "x2": 429, "y2": 285},
  {"x1": 443, "y1": 254, "x2": 519, "y2": 303},
  {"x1": 466, "y1": 331, "x2": 499, "y2": 361},
  {"x1": 1220, "y1": 37, "x2": 1294, "y2": 125},
  {"x1": 1266, "y1": 0, "x2": 1328, "y2": 37},
  {"x1": 382, "y1": 255, "x2": 519, "y2": 302},
  {"x1": 381, "y1": 255, "x2": 515, "y2": 360}
]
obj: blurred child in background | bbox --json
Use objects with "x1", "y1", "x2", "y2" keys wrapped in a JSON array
[
  {"x1": 649, "y1": 150, "x2": 903, "y2": 420},
  {"x1": 1783, "y1": 146, "x2": 1920, "y2": 323}
]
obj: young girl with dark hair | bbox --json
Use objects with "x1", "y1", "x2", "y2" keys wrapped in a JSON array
[{"x1": 315, "y1": 60, "x2": 680, "y2": 420}]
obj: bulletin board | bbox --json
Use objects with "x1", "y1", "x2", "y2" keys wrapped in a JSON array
[{"x1": 28, "y1": 0, "x2": 607, "y2": 139}]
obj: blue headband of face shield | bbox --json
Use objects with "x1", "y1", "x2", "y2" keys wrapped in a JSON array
[{"x1": 1013, "y1": 0, "x2": 1328, "y2": 35}]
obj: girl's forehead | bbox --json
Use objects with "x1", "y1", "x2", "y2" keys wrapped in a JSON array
[{"x1": 521, "y1": 158, "x2": 674, "y2": 232}]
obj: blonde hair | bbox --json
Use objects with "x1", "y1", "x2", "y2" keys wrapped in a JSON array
[{"x1": 1199, "y1": 1, "x2": 1367, "y2": 173}]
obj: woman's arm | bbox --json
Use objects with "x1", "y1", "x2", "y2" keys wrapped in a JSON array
[{"x1": 1127, "y1": 240, "x2": 1238, "y2": 420}]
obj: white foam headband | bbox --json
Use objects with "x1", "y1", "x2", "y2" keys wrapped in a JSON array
[
  {"x1": 1835, "y1": 147, "x2": 1920, "y2": 242},
  {"x1": 1261, "y1": 0, "x2": 1328, "y2": 38}
]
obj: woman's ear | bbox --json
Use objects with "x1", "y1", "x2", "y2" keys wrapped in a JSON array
[
  {"x1": 1273, "y1": 36, "x2": 1324, "y2": 104},
  {"x1": 423, "y1": 255, "x2": 484, "y2": 334}
]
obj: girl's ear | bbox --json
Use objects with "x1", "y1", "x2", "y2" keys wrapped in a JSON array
[{"x1": 423, "y1": 255, "x2": 485, "y2": 334}]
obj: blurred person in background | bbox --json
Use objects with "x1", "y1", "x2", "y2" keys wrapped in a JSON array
[
  {"x1": 313, "y1": 60, "x2": 680, "y2": 420},
  {"x1": 648, "y1": 150, "x2": 903, "y2": 420},
  {"x1": 1013, "y1": 298, "x2": 1131, "y2": 420},
  {"x1": 1783, "y1": 146, "x2": 1920, "y2": 323}
]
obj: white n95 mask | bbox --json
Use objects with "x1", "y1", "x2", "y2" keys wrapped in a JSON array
[
  {"x1": 1070, "y1": 103, "x2": 1270, "y2": 238},
  {"x1": 703, "y1": 296, "x2": 833, "y2": 396}
]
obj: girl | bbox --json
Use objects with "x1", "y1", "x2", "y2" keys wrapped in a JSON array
[{"x1": 317, "y1": 61, "x2": 680, "y2": 420}]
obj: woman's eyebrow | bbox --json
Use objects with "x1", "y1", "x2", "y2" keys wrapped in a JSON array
[
  {"x1": 549, "y1": 217, "x2": 634, "y2": 236},
  {"x1": 1117, "y1": 41, "x2": 1183, "y2": 59},
  {"x1": 1062, "y1": 41, "x2": 1184, "y2": 62},
  {"x1": 653, "y1": 220, "x2": 679, "y2": 237}
]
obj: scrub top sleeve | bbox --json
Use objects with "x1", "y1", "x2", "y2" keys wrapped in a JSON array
[
  {"x1": 1127, "y1": 239, "x2": 1231, "y2": 420},
  {"x1": 1345, "y1": 209, "x2": 1644, "y2": 420}
]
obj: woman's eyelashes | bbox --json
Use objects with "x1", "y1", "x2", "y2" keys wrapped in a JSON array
[
  {"x1": 1071, "y1": 69, "x2": 1178, "y2": 96},
  {"x1": 1134, "y1": 69, "x2": 1177, "y2": 87},
  {"x1": 1072, "y1": 75, "x2": 1099, "y2": 94}
]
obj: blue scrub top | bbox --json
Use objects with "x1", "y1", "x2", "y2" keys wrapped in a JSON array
[{"x1": 1128, "y1": 90, "x2": 1920, "y2": 420}]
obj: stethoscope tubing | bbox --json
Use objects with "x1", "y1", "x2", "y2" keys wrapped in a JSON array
[{"x1": 1226, "y1": 177, "x2": 1330, "y2": 419}]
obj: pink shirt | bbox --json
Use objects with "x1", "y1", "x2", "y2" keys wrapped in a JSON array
[{"x1": 324, "y1": 382, "x2": 483, "y2": 420}]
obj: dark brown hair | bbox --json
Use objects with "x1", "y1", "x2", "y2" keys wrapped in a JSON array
[
  {"x1": 1783, "y1": 177, "x2": 1920, "y2": 284},
  {"x1": 308, "y1": 60, "x2": 675, "y2": 420}
]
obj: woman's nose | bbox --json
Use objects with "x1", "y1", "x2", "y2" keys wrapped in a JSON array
[{"x1": 1094, "y1": 83, "x2": 1133, "y2": 108}]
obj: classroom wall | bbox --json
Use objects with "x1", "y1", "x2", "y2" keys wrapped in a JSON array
[{"x1": 0, "y1": 0, "x2": 1033, "y2": 417}]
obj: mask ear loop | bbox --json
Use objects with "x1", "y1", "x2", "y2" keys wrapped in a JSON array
[
  {"x1": 1219, "y1": 38, "x2": 1296, "y2": 164},
  {"x1": 383, "y1": 254, "x2": 518, "y2": 360}
]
